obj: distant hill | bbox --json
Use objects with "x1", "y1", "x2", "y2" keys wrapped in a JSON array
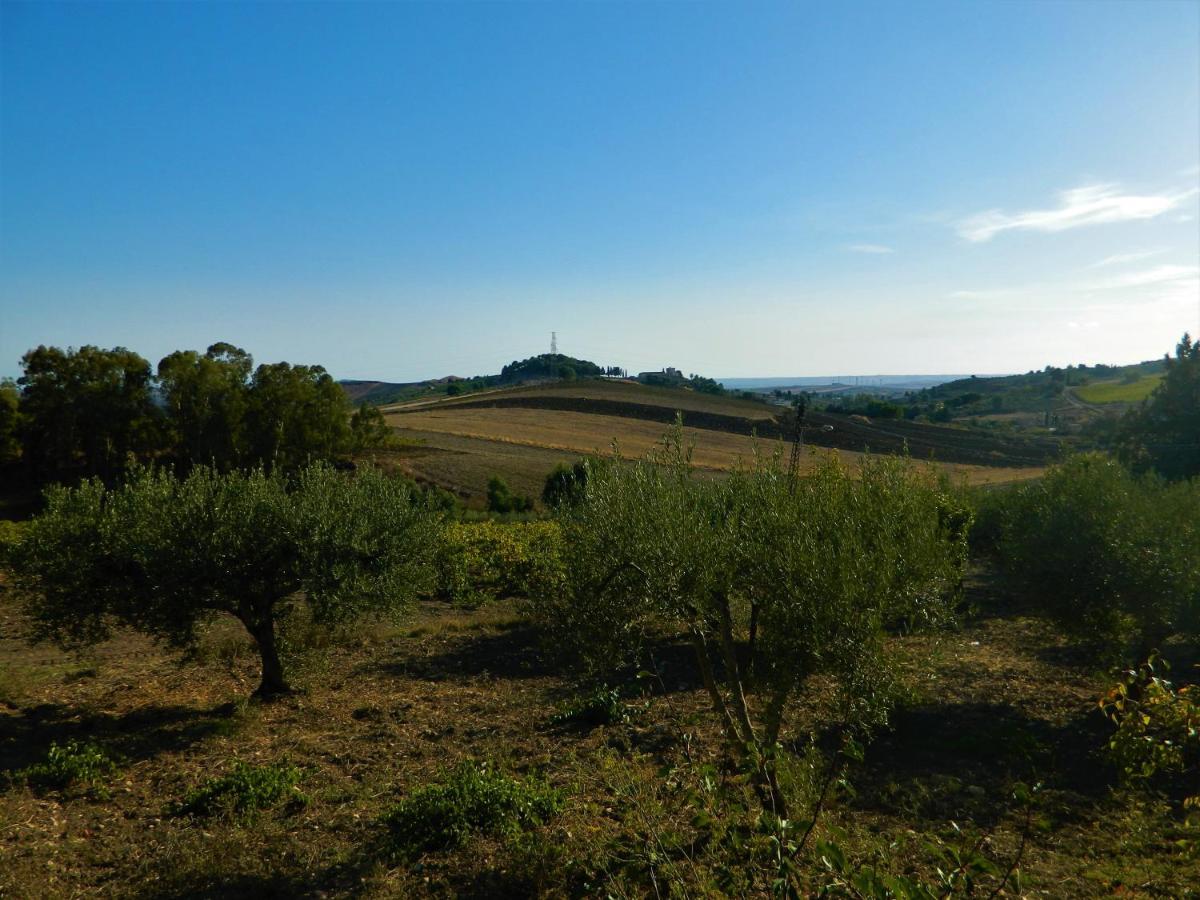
[
  {"x1": 340, "y1": 353, "x2": 624, "y2": 406},
  {"x1": 909, "y1": 358, "x2": 1166, "y2": 421}
]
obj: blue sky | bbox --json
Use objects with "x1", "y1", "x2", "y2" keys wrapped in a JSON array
[{"x1": 2, "y1": 0, "x2": 1197, "y2": 381}]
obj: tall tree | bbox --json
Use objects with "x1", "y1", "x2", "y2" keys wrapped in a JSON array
[
  {"x1": 1118, "y1": 333, "x2": 1200, "y2": 480},
  {"x1": 244, "y1": 362, "x2": 351, "y2": 471},
  {"x1": 156, "y1": 343, "x2": 254, "y2": 470},
  {"x1": 17, "y1": 345, "x2": 160, "y2": 481},
  {"x1": 0, "y1": 378, "x2": 21, "y2": 465}
]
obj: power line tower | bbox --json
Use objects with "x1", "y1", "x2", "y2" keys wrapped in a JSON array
[
  {"x1": 787, "y1": 399, "x2": 808, "y2": 488},
  {"x1": 550, "y1": 331, "x2": 557, "y2": 355}
]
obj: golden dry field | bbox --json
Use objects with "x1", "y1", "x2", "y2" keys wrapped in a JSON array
[{"x1": 382, "y1": 405, "x2": 1043, "y2": 505}]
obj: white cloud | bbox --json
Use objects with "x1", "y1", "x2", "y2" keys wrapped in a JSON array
[
  {"x1": 1088, "y1": 249, "x2": 1166, "y2": 268},
  {"x1": 847, "y1": 243, "x2": 895, "y2": 254},
  {"x1": 1068, "y1": 321, "x2": 1100, "y2": 330},
  {"x1": 958, "y1": 184, "x2": 1198, "y2": 242},
  {"x1": 1085, "y1": 264, "x2": 1199, "y2": 290}
]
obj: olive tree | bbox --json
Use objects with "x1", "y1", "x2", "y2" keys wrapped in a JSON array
[
  {"x1": 531, "y1": 430, "x2": 967, "y2": 816},
  {"x1": 3, "y1": 463, "x2": 440, "y2": 696}
]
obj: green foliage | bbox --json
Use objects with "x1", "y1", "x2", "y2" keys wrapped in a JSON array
[
  {"x1": 173, "y1": 761, "x2": 305, "y2": 820},
  {"x1": 988, "y1": 454, "x2": 1200, "y2": 654},
  {"x1": 486, "y1": 475, "x2": 534, "y2": 513},
  {"x1": 549, "y1": 683, "x2": 635, "y2": 727},
  {"x1": 244, "y1": 361, "x2": 351, "y2": 471},
  {"x1": 499, "y1": 353, "x2": 606, "y2": 383},
  {"x1": 436, "y1": 520, "x2": 564, "y2": 606},
  {"x1": 541, "y1": 459, "x2": 590, "y2": 509},
  {"x1": 382, "y1": 761, "x2": 563, "y2": 860},
  {"x1": 3, "y1": 463, "x2": 440, "y2": 695},
  {"x1": 0, "y1": 378, "x2": 21, "y2": 464},
  {"x1": 348, "y1": 402, "x2": 394, "y2": 452},
  {"x1": 17, "y1": 344, "x2": 161, "y2": 481},
  {"x1": 532, "y1": 424, "x2": 966, "y2": 816},
  {"x1": 156, "y1": 343, "x2": 253, "y2": 470},
  {"x1": 1099, "y1": 655, "x2": 1199, "y2": 809},
  {"x1": 15, "y1": 739, "x2": 119, "y2": 796},
  {"x1": 1117, "y1": 333, "x2": 1200, "y2": 480}
]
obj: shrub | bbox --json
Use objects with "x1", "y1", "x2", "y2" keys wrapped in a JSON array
[
  {"x1": 989, "y1": 454, "x2": 1200, "y2": 655},
  {"x1": 486, "y1": 475, "x2": 533, "y2": 513},
  {"x1": 15, "y1": 740, "x2": 119, "y2": 796},
  {"x1": 1099, "y1": 654, "x2": 1199, "y2": 811},
  {"x1": 173, "y1": 761, "x2": 306, "y2": 819},
  {"x1": 542, "y1": 460, "x2": 590, "y2": 509},
  {"x1": 382, "y1": 761, "x2": 563, "y2": 860},
  {"x1": 436, "y1": 520, "x2": 564, "y2": 606},
  {"x1": 3, "y1": 463, "x2": 440, "y2": 697},
  {"x1": 549, "y1": 684, "x2": 635, "y2": 727}
]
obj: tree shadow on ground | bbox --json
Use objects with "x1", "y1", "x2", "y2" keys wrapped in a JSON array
[
  {"x1": 372, "y1": 623, "x2": 557, "y2": 681},
  {"x1": 0, "y1": 701, "x2": 235, "y2": 775},
  {"x1": 848, "y1": 699, "x2": 1113, "y2": 828}
]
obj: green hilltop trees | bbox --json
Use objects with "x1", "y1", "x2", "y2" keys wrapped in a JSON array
[{"x1": 3, "y1": 463, "x2": 439, "y2": 696}]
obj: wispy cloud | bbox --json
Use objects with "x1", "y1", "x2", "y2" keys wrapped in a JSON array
[
  {"x1": 1088, "y1": 249, "x2": 1166, "y2": 268},
  {"x1": 846, "y1": 243, "x2": 895, "y2": 254},
  {"x1": 1085, "y1": 264, "x2": 1199, "y2": 290},
  {"x1": 958, "y1": 184, "x2": 1198, "y2": 242}
]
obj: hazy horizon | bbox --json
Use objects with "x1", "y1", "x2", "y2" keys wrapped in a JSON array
[{"x1": 2, "y1": 1, "x2": 1198, "y2": 382}]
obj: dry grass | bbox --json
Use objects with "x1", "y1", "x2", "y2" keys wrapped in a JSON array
[
  {"x1": 1, "y1": 576, "x2": 1195, "y2": 897},
  {"x1": 386, "y1": 407, "x2": 1043, "y2": 500}
]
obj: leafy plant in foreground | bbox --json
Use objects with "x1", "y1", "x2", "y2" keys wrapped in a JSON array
[
  {"x1": 382, "y1": 761, "x2": 563, "y2": 860},
  {"x1": 15, "y1": 739, "x2": 120, "y2": 796},
  {"x1": 549, "y1": 683, "x2": 636, "y2": 727},
  {"x1": 1099, "y1": 654, "x2": 1200, "y2": 814},
  {"x1": 172, "y1": 761, "x2": 306, "y2": 819}
]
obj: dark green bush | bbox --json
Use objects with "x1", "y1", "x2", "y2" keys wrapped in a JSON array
[
  {"x1": 173, "y1": 761, "x2": 305, "y2": 819},
  {"x1": 382, "y1": 761, "x2": 563, "y2": 860},
  {"x1": 989, "y1": 454, "x2": 1200, "y2": 654}
]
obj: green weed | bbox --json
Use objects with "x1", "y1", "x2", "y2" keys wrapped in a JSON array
[
  {"x1": 382, "y1": 760, "x2": 563, "y2": 860},
  {"x1": 15, "y1": 739, "x2": 119, "y2": 796},
  {"x1": 172, "y1": 761, "x2": 306, "y2": 820}
]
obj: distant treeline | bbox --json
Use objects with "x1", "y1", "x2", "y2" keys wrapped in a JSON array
[{"x1": 0, "y1": 342, "x2": 391, "y2": 484}]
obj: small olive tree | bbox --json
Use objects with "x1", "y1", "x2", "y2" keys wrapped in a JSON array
[
  {"x1": 531, "y1": 430, "x2": 967, "y2": 816},
  {"x1": 3, "y1": 463, "x2": 440, "y2": 696}
]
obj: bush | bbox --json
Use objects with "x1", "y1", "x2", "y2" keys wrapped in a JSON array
[
  {"x1": 173, "y1": 761, "x2": 306, "y2": 820},
  {"x1": 988, "y1": 454, "x2": 1200, "y2": 655},
  {"x1": 15, "y1": 740, "x2": 119, "y2": 796},
  {"x1": 542, "y1": 460, "x2": 590, "y2": 509},
  {"x1": 486, "y1": 475, "x2": 533, "y2": 513},
  {"x1": 436, "y1": 520, "x2": 564, "y2": 606},
  {"x1": 549, "y1": 684, "x2": 635, "y2": 727},
  {"x1": 1099, "y1": 654, "x2": 1199, "y2": 811},
  {"x1": 382, "y1": 761, "x2": 563, "y2": 860}
]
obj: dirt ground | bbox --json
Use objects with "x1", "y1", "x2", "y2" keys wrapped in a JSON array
[{"x1": 1, "y1": 570, "x2": 1195, "y2": 898}]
